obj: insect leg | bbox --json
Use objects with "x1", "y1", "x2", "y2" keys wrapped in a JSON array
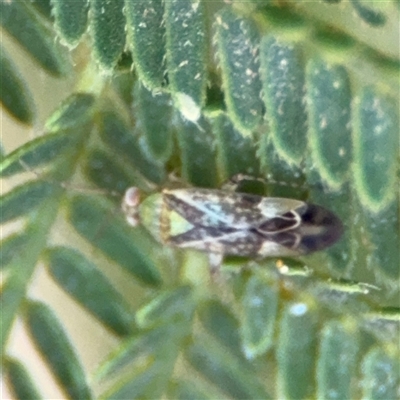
[
  {"x1": 208, "y1": 252, "x2": 224, "y2": 275},
  {"x1": 221, "y1": 173, "x2": 266, "y2": 192}
]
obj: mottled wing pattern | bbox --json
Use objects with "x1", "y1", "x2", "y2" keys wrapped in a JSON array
[
  {"x1": 163, "y1": 189, "x2": 304, "y2": 230},
  {"x1": 163, "y1": 189, "x2": 343, "y2": 256}
]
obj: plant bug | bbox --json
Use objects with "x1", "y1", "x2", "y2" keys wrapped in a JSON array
[{"x1": 122, "y1": 176, "x2": 344, "y2": 268}]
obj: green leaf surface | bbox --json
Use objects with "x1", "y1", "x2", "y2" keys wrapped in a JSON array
[
  {"x1": 0, "y1": 180, "x2": 60, "y2": 223},
  {"x1": 98, "y1": 110, "x2": 166, "y2": 184},
  {"x1": 125, "y1": 0, "x2": 166, "y2": 89},
  {"x1": 260, "y1": 36, "x2": 307, "y2": 164},
  {"x1": 0, "y1": 232, "x2": 28, "y2": 270},
  {"x1": 214, "y1": 8, "x2": 263, "y2": 135},
  {"x1": 364, "y1": 201, "x2": 399, "y2": 282},
  {"x1": 0, "y1": 132, "x2": 74, "y2": 177},
  {"x1": 4, "y1": 357, "x2": 42, "y2": 400},
  {"x1": 186, "y1": 337, "x2": 270, "y2": 400},
  {"x1": 83, "y1": 149, "x2": 139, "y2": 194},
  {"x1": 46, "y1": 246, "x2": 134, "y2": 336},
  {"x1": 211, "y1": 111, "x2": 260, "y2": 180},
  {"x1": 361, "y1": 347, "x2": 400, "y2": 400},
  {"x1": 165, "y1": 0, "x2": 207, "y2": 121},
  {"x1": 307, "y1": 58, "x2": 352, "y2": 189},
  {"x1": 133, "y1": 83, "x2": 173, "y2": 162},
  {"x1": 25, "y1": 301, "x2": 92, "y2": 400},
  {"x1": 102, "y1": 358, "x2": 176, "y2": 400},
  {"x1": 175, "y1": 114, "x2": 218, "y2": 188},
  {"x1": 45, "y1": 93, "x2": 96, "y2": 132},
  {"x1": 89, "y1": 0, "x2": 126, "y2": 70},
  {"x1": 51, "y1": 0, "x2": 89, "y2": 47},
  {"x1": 198, "y1": 299, "x2": 246, "y2": 363},
  {"x1": 97, "y1": 322, "x2": 189, "y2": 380},
  {"x1": 240, "y1": 273, "x2": 278, "y2": 358},
  {"x1": 31, "y1": 0, "x2": 53, "y2": 20},
  {"x1": 353, "y1": 87, "x2": 398, "y2": 212},
  {"x1": 67, "y1": 194, "x2": 162, "y2": 287},
  {"x1": 316, "y1": 321, "x2": 359, "y2": 400},
  {"x1": 0, "y1": 1, "x2": 68, "y2": 76},
  {"x1": 277, "y1": 302, "x2": 317, "y2": 399},
  {"x1": 167, "y1": 379, "x2": 221, "y2": 400},
  {"x1": 136, "y1": 286, "x2": 194, "y2": 328},
  {"x1": 0, "y1": 46, "x2": 35, "y2": 124},
  {"x1": 350, "y1": 0, "x2": 386, "y2": 26}
]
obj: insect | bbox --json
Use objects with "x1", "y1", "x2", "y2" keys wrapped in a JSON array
[{"x1": 122, "y1": 176, "x2": 344, "y2": 268}]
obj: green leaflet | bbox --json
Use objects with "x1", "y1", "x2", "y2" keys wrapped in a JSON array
[
  {"x1": 211, "y1": 111, "x2": 260, "y2": 180},
  {"x1": 198, "y1": 299, "x2": 246, "y2": 363},
  {"x1": 350, "y1": 0, "x2": 386, "y2": 26},
  {"x1": 175, "y1": 114, "x2": 218, "y2": 188},
  {"x1": 307, "y1": 58, "x2": 352, "y2": 189},
  {"x1": 51, "y1": 0, "x2": 89, "y2": 47},
  {"x1": 67, "y1": 194, "x2": 162, "y2": 287},
  {"x1": 45, "y1": 93, "x2": 96, "y2": 131},
  {"x1": 260, "y1": 36, "x2": 307, "y2": 165},
  {"x1": 82, "y1": 148, "x2": 140, "y2": 194},
  {"x1": 353, "y1": 88, "x2": 398, "y2": 212},
  {"x1": 46, "y1": 246, "x2": 134, "y2": 336},
  {"x1": 0, "y1": 180, "x2": 59, "y2": 224},
  {"x1": 97, "y1": 322, "x2": 190, "y2": 380},
  {"x1": 4, "y1": 357, "x2": 42, "y2": 400},
  {"x1": 362, "y1": 309, "x2": 400, "y2": 343},
  {"x1": 133, "y1": 83, "x2": 173, "y2": 162},
  {"x1": 125, "y1": 0, "x2": 166, "y2": 89},
  {"x1": 31, "y1": 0, "x2": 53, "y2": 20},
  {"x1": 102, "y1": 358, "x2": 176, "y2": 400},
  {"x1": 361, "y1": 347, "x2": 400, "y2": 400},
  {"x1": 240, "y1": 273, "x2": 278, "y2": 358},
  {"x1": 185, "y1": 337, "x2": 270, "y2": 400},
  {"x1": 98, "y1": 110, "x2": 166, "y2": 184},
  {"x1": 89, "y1": 0, "x2": 125, "y2": 70},
  {"x1": 0, "y1": 232, "x2": 28, "y2": 270},
  {"x1": 352, "y1": 88, "x2": 398, "y2": 282},
  {"x1": 167, "y1": 379, "x2": 221, "y2": 400},
  {"x1": 316, "y1": 321, "x2": 359, "y2": 400},
  {"x1": 25, "y1": 301, "x2": 93, "y2": 400},
  {"x1": 277, "y1": 302, "x2": 317, "y2": 399},
  {"x1": 98, "y1": 299, "x2": 192, "y2": 399},
  {"x1": 214, "y1": 8, "x2": 263, "y2": 136},
  {"x1": 164, "y1": 0, "x2": 207, "y2": 121},
  {"x1": 136, "y1": 286, "x2": 194, "y2": 328},
  {"x1": 0, "y1": 1, "x2": 68, "y2": 76},
  {"x1": 0, "y1": 132, "x2": 74, "y2": 177},
  {"x1": 364, "y1": 201, "x2": 399, "y2": 283},
  {"x1": 0, "y1": 46, "x2": 35, "y2": 124}
]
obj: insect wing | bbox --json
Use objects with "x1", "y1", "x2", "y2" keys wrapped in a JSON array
[{"x1": 163, "y1": 188, "x2": 305, "y2": 230}]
